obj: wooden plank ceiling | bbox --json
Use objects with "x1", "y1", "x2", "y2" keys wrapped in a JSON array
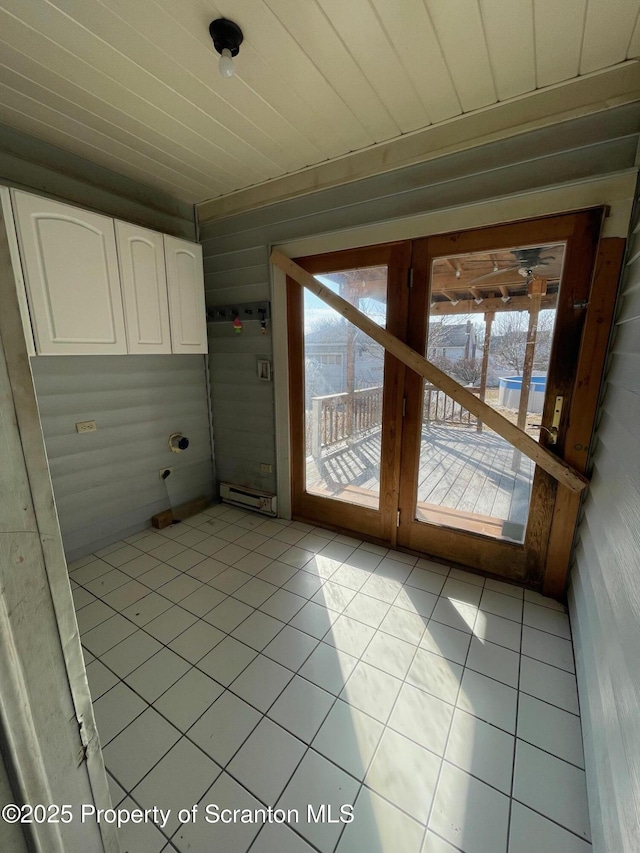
[{"x1": 0, "y1": 0, "x2": 639, "y2": 205}]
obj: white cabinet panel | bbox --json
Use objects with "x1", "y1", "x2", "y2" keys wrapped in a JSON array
[
  {"x1": 115, "y1": 220, "x2": 171, "y2": 354},
  {"x1": 0, "y1": 187, "x2": 35, "y2": 356},
  {"x1": 12, "y1": 190, "x2": 126, "y2": 355},
  {"x1": 164, "y1": 235, "x2": 207, "y2": 354}
]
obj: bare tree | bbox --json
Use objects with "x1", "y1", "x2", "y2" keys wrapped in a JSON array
[
  {"x1": 491, "y1": 309, "x2": 556, "y2": 375},
  {"x1": 490, "y1": 312, "x2": 527, "y2": 375},
  {"x1": 304, "y1": 355, "x2": 326, "y2": 402},
  {"x1": 451, "y1": 358, "x2": 484, "y2": 386},
  {"x1": 532, "y1": 309, "x2": 555, "y2": 370}
]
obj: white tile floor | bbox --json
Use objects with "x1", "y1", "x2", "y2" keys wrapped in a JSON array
[{"x1": 69, "y1": 505, "x2": 592, "y2": 853}]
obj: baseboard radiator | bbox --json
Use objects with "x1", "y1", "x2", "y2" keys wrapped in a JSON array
[{"x1": 219, "y1": 482, "x2": 277, "y2": 516}]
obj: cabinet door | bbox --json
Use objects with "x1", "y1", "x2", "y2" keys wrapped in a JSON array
[
  {"x1": 115, "y1": 221, "x2": 171, "y2": 354},
  {"x1": 164, "y1": 235, "x2": 208, "y2": 354},
  {"x1": 11, "y1": 191, "x2": 126, "y2": 355},
  {"x1": 0, "y1": 187, "x2": 35, "y2": 356}
]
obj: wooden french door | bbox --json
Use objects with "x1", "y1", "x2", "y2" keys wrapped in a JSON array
[
  {"x1": 287, "y1": 209, "x2": 619, "y2": 588},
  {"x1": 287, "y1": 241, "x2": 411, "y2": 541}
]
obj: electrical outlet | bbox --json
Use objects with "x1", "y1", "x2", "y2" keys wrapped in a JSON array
[
  {"x1": 159, "y1": 467, "x2": 173, "y2": 480},
  {"x1": 76, "y1": 420, "x2": 97, "y2": 433},
  {"x1": 260, "y1": 463, "x2": 272, "y2": 474}
]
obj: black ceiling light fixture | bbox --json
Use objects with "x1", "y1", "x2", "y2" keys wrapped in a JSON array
[{"x1": 209, "y1": 18, "x2": 243, "y2": 78}]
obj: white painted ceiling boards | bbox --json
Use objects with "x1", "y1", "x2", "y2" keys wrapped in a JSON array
[{"x1": 1, "y1": 0, "x2": 639, "y2": 208}]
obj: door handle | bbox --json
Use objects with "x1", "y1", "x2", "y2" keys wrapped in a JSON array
[
  {"x1": 531, "y1": 397, "x2": 563, "y2": 445},
  {"x1": 547, "y1": 396, "x2": 563, "y2": 446}
]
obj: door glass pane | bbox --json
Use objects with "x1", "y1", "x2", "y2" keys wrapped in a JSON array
[
  {"x1": 416, "y1": 242, "x2": 566, "y2": 542},
  {"x1": 303, "y1": 266, "x2": 387, "y2": 509}
]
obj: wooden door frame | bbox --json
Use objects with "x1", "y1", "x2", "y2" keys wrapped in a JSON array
[
  {"x1": 277, "y1": 190, "x2": 628, "y2": 597},
  {"x1": 396, "y1": 209, "x2": 620, "y2": 593},
  {"x1": 272, "y1": 173, "x2": 635, "y2": 522},
  {"x1": 543, "y1": 236, "x2": 625, "y2": 595},
  {"x1": 284, "y1": 215, "x2": 624, "y2": 596},
  {"x1": 287, "y1": 241, "x2": 410, "y2": 542}
]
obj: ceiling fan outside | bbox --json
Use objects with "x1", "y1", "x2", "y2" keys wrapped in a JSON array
[{"x1": 468, "y1": 245, "x2": 561, "y2": 285}]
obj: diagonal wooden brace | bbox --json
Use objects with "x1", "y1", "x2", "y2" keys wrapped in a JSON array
[{"x1": 272, "y1": 249, "x2": 589, "y2": 494}]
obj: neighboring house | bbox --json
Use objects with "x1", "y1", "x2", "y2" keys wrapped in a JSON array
[
  {"x1": 304, "y1": 322, "x2": 384, "y2": 399},
  {"x1": 306, "y1": 319, "x2": 482, "y2": 399},
  {"x1": 427, "y1": 319, "x2": 478, "y2": 362}
]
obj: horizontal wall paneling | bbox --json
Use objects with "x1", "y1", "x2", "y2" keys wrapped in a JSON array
[
  {"x1": 201, "y1": 103, "x2": 640, "y2": 246},
  {"x1": 31, "y1": 355, "x2": 213, "y2": 560},
  {"x1": 569, "y1": 181, "x2": 640, "y2": 853}
]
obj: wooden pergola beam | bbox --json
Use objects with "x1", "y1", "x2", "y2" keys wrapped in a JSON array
[
  {"x1": 431, "y1": 293, "x2": 556, "y2": 315},
  {"x1": 512, "y1": 281, "x2": 544, "y2": 470},
  {"x1": 432, "y1": 268, "x2": 559, "y2": 291},
  {"x1": 273, "y1": 250, "x2": 588, "y2": 494},
  {"x1": 445, "y1": 258, "x2": 461, "y2": 277},
  {"x1": 477, "y1": 310, "x2": 495, "y2": 432}
]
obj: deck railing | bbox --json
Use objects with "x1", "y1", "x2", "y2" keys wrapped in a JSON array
[
  {"x1": 308, "y1": 386, "x2": 383, "y2": 459},
  {"x1": 308, "y1": 383, "x2": 481, "y2": 459},
  {"x1": 423, "y1": 384, "x2": 480, "y2": 427}
]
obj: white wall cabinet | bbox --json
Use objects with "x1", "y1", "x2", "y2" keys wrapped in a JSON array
[
  {"x1": 164, "y1": 236, "x2": 208, "y2": 354},
  {"x1": 115, "y1": 220, "x2": 172, "y2": 354},
  {"x1": 7, "y1": 190, "x2": 207, "y2": 356},
  {"x1": 12, "y1": 190, "x2": 127, "y2": 355}
]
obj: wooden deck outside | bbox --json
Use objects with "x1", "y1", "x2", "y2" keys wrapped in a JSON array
[{"x1": 306, "y1": 423, "x2": 534, "y2": 537}]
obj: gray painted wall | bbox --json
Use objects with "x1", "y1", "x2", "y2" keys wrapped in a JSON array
[
  {"x1": 31, "y1": 356, "x2": 213, "y2": 562},
  {"x1": 568, "y1": 191, "x2": 640, "y2": 853},
  {"x1": 1, "y1": 121, "x2": 214, "y2": 560},
  {"x1": 199, "y1": 102, "x2": 640, "y2": 496}
]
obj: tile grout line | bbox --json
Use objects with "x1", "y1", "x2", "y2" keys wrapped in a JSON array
[
  {"x1": 506, "y1": 600, "x2": 526, "y2": 853},
  {"x1": 75, "y1": 546, "x2": 573, "y2": 653},
  {"x1": 80, "y1": 568, "x2": 579, "y2": 746},
  {"x1": 508, "y1": 796, "x2": 594, "y2": 845},
  {"x1": 94, "y1": 597, "x2": 584, "y2": 810},
  {"x1": 92, "y1": 555, "x2": 431, "y2": 847},
  {"x1": 73, "y1": 508, "x2": 584, "y2": 853},
  {"x1": 419, "y1": 574, "x2": 486, "y2": 851},
  {"x1": 82, "y1": 535, "x2": 578, "y2": 751}
]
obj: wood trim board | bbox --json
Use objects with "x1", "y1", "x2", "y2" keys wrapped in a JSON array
[
  {"x1": 543, "y1": 237, "x2": 626, "y2": 596},
  {"x1": 199, "y1": 63, "x2": 640, "y2": 223}
]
